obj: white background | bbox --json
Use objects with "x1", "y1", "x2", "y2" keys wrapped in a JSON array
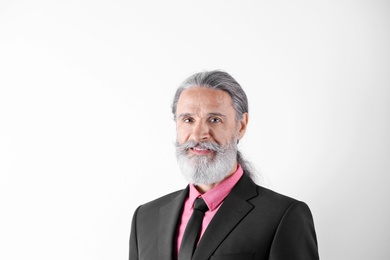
[{"x1": 1, "y1": 1, "x2": 389, "y2": 259}]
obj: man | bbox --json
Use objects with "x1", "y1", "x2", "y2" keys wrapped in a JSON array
[{"x1": 129, "y1": 70, "x2": 319, "y2": 260}]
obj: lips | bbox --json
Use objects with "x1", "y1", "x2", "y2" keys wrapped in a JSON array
[
  {"x1": 190, "y1": 145, "x2": 213, "y2": 155},
  {"x1": 193, "y1": 146, "x2": 208, "y2": 151}
]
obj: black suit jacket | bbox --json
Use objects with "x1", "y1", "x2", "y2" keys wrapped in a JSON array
[{"x1": 129, "y1": 173, "x2": 319, "y2": 260}]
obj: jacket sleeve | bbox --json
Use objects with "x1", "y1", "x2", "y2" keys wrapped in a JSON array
[
  {"x1": 269, "y1": 201, "x2": 319, "y2": 260},
  {"x1": 129, "y1": 206, "x2": 141, "y2": 260}
]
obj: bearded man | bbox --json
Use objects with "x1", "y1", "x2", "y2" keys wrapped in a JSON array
[{"x1": 129, "y1": 70, "x2": 319, "y2": 260}]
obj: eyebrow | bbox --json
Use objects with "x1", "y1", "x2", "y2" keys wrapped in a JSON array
[
  {"x1": 177, "y1": 113, "x2": 192, "y2": 120},
  {"x1": 207, "y1": 112, "x2": 227, "y2": 118}
]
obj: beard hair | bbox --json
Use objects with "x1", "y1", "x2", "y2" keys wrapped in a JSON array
[{"x1": 175, "y1": 137, "x2": 238, "y2": 185}]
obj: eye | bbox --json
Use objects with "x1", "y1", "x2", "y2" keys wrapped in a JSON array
[
  {"x1": 183, "y1": 118, "x2": 193, "y2": 123},
  {"x1": 209, "y1": 117, "x2": 221, "y2": 123}
]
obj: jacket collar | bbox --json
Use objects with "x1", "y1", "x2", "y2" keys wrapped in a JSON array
[{"x1": 193, "y1": 173, "x2": 258, "y2": 260}]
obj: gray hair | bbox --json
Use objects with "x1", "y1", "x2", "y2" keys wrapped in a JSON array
[
  {"x1": 171, "y1": 70, "x2": 248, "y2": 122},
  {"x1": 171, "y1": 70, "x2": 260, "y2": 184}
]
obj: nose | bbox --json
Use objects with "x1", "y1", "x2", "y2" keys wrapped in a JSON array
[{"x1": 191, "y1": 120, "x2": 210, "y2": 142}]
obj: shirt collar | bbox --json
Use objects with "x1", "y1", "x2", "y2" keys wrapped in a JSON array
[{"x1": 188, "y1": 165, "x2": 244, "y2": 212}]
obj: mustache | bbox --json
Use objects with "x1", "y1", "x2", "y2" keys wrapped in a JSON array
[{"x1": 175, "y1": 140, "x2": 226, "y2": 153}]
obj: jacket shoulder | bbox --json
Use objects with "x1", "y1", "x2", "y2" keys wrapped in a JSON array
[
  {"x1": 137, "y1": 188, "x2": 187, "y2": 212},
  {"x1": 238, "y1": 173, "x2": 300, "y2": 209},
  {"x1": 256, "y1": 185, "x2": 298, "y2": 203},
  {"x1": 254, "y1": 184, "x2": 313, "y2": 214}
]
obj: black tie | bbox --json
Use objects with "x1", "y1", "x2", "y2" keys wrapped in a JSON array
[{"x1": 178, "y1": 198, "x2": 209, "y2": 260}]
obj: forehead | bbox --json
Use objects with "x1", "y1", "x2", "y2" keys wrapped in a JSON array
[{"x1": 176, "y1": 86, "x2": 235, "y2": 114}]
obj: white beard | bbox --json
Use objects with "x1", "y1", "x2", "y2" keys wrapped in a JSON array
[{"x1": 175, "y1": 138, "x2": 238, "y2": 185}]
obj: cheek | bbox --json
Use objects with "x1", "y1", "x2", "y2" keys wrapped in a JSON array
[
  {"x1": 176, "y1": 125, "x2": 189, "y2": 143},
  {"x1": 211, "y1": 127, "x2": 230, "y2": 143},
  {"x1": 217, "y1": 127, "x2": 238, "y2": 143}
]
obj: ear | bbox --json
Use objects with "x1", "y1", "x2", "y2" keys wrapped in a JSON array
[{"x1": 237, "y1": 113, "x2": 248, "y2": 140}]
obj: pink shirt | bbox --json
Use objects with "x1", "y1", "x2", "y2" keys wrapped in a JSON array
[{"x1": 176, "y1": 165, "x2": 244, "y2": 255}]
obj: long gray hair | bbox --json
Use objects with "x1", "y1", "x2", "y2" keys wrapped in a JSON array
[{"x1": 171, "y1": 70, "x2": 259, "y2": 183}]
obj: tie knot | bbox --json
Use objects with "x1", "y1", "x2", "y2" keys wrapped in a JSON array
[{"x1": 193, "y1": 198, "x2": 208, "y2": 213}]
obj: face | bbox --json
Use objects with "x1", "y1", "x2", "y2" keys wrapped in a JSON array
[
  {"x1": 175, "y1": 86, "x2": 248, "y2": 185},
  {"x1": 176, "y1": 87, "x2": 247, "y2": 150}
]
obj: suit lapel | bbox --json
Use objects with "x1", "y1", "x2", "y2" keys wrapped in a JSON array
[
  {"x1": 192, "y1": 174, "x2": 258, "y2": 260},
  {"x1": 158, "y1": 187, "x2": 188, "y2": 260}
]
